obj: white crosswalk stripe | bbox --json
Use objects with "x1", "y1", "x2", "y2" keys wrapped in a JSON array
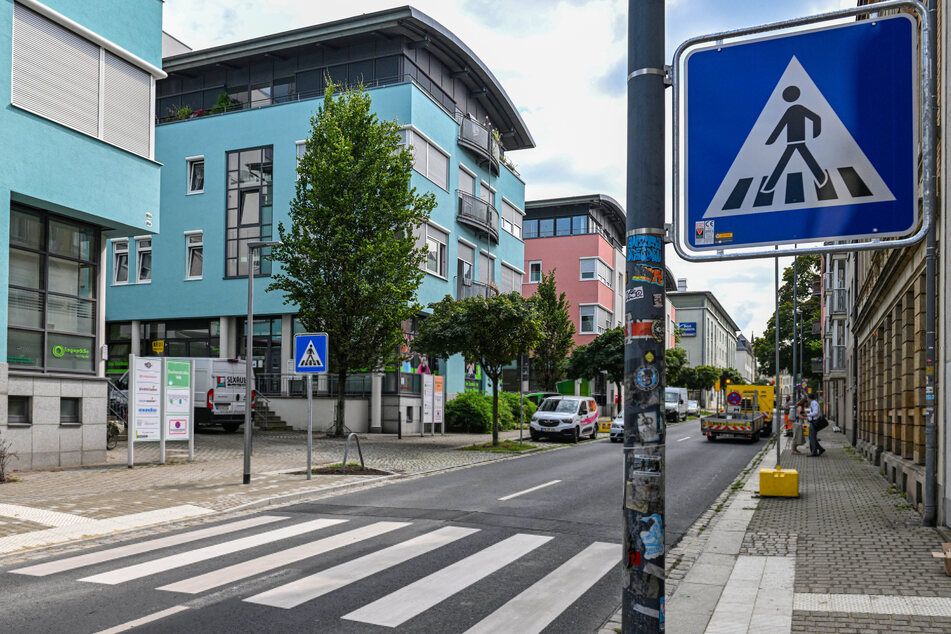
[
  {"x1": 11, "y1": 516, "x2": 286, "y2": 577},
  {"x1": 245, "y1": 525, "x2": 479, "y2": 609},
  {"x1": 79, "y1": 518, "x2": 347, "y2": 585},
  {"x1": 463, "y1": 541, "x2": 619, "y2": 634},
  {"x1": 342, "y1": 533, "x2": 553, "y2": 628},
  {"x1": 157, "y1": 521, "x2": 409, "y2": 594}
]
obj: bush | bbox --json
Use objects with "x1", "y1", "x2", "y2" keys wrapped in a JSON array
[
  {"x1": 446, "y1": 391, "x2": 524, "y2": 433},
  {"x1": 501, "y1": 392, "x2": 537, "y2": 429}
]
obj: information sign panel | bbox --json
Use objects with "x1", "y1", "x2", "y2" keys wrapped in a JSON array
[
  {"x1": 165, "y1": 359, "x2": 192, "y2": 439},
  {"x1": 434, "y1": 376, "x2": 444, "y2": 425},
  {"x1": 132, "y1": 357, "x2": 162, "y2": 441}
]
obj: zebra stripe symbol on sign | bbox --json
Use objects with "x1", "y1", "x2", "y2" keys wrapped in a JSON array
[
  {"x1": 299, "y1": 341, "x2": 323, "y2": 368},
  {"x1": 703, "y1": 56, "x2": 895, "y2": 219}
]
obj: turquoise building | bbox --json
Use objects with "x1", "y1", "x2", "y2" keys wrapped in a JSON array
[
  {"x1": 1, "y1": 0, "x2": 164, "y2": 468},
  {"x1": 105, "y1": 7, "x2": 533, "y2": 432}
]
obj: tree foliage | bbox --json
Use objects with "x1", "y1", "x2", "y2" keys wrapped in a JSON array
[
  {"x1": 566, "y1": 327, "x2": 624, "y2": 415},
  {"x1": 529, "y1": 270, "x2": 575, "y2": 391},
  {"x1": 665, "y1": 347, "x2": 689, "y2": 386},
  {"x1": 413, "y1": 293, "x2": 542, "y2": 445},
  {"x1": 752, "y1": 256, "x2": 822, "y2": 389},
  {"x1": 268, "y1": 84, "x2": 436, "y2": 436}
]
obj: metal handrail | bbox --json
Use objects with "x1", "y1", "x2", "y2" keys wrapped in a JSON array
[
  {"x1": 107, "y1": 380, "x2": 128, "y2": 423},
  {"x1": 342, "y1": 433, "x2": 365, "y2": 471}
]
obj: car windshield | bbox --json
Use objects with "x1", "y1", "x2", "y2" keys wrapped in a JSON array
[
  {"x1": 539, "y1": 399, "x2": 580, "y2": 413},
  {"x1": 665, "y1": 392, "x2": 678, "y2": 403}
]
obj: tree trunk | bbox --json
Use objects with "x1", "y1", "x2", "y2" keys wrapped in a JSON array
[
  {"x1": 335, "y1": 369, "x2": 347, "y2": 438},
  {"x1": 492, "y1": 381, "x2": 500, "y2": 447}
]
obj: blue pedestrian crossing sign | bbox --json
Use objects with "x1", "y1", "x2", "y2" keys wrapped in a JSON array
[
  {"x1": 684, "y1": 14, "x2": 917, "y2": 250},
  {"x1": 295, "y1": 333, "x2": 328, "y2": 374}
]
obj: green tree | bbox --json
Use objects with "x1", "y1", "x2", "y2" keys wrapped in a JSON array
[
  {"x1": 752, "y1": 256, "x2": 822, "y2": 389},
  {"x1": 530, "y1": 270, "x2": 575, "y2": 390},
  {"x1": 685, "y1": 365, "x2": 721, "y2": 407},
  {"x1": 717, "y1": 367, "x2": 746, "y2": 405},
  {"x1": 566, "y1": 327, "x2": 625, "y2": 416},
  {"x1": 665, "y1": 347, "x2": 689, "y2": 386},
  {"x1": 268, "y1": 84, "x2": 436, "y2": 437},
  {"x1": 413, "y1": 293, "x2": 541, "y2": 446}
]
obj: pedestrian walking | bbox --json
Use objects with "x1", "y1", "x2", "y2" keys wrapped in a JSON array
[
  {"x1": 806, "y1": 393, "x2": 826, "y2": 457},
  {"x1": 790, "y1": 397, "x2": 807, "y2": 454}
]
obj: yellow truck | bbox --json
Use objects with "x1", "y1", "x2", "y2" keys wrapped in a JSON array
[{"x1": 702, "y1": 385, "x2": 774, "y2": 442}]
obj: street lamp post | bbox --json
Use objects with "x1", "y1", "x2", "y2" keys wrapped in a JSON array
[{"x1": 243, "y1": 240, "x2": 283, "y2": 485}]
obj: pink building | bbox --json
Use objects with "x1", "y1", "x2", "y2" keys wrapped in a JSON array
[{"x1": 521, "y1": 194, "x2": 677, "y2": 406}]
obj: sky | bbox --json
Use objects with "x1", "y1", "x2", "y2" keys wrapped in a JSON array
[{"x1": 163, "y1": 0, "x2": 853, "y2": 339}]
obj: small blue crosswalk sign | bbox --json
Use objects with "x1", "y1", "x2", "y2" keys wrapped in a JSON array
[
  {"x1": 684, "y1": 14, "x2": 917, "y2": 249},
  {"x1": 295, "y1": 333, "x2": 328, "y2": 374}
]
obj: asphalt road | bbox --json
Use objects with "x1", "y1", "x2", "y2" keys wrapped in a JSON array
[{"x1": 0, "y1": 424, "x2": 766, "y2": 633}]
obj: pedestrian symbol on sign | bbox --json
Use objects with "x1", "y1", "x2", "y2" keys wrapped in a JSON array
[
  {"x1": 299, "y1": 341, "x2": 324, "y2": 368},
  {"x1": 703, "y1": 56, "x2": 895, "y2": 219}
]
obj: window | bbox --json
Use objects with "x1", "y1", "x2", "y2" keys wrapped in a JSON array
[
  {"x1": 136, "y1": 238, "x2": 152, "y2": 283},
  {"x1": 8, "y1": 206, "x2": 98, "y2": 373},
  {"x1": 556, "y1": 217, "x2": 571, "y2": 236},
  {"x1": 8, "y1": 396, "x2": 30, "y2": 424},
  {"x1": 226, "y1": 146, "x2": 273, "y2": 277},
  {"x1": 113, "y1": 239, "x2": 129, "y2": 284},
  {"x1": 501, "y1": 200, "x2": 523, "y2": 238},
  {"x1": 60, "y1": 397, "x2": 81, "y2": 424},
  {"x1": 529, "y1": 261, "x2": 542, "y2": 284},
  {"x1": 523, "y1": 219, "x2": 538, "y2": 239},
  {"x1": 11, "y1": 3, "x2": 156, "y2": 158},
  {"x1": 539, "y1": 218, "x2": 554, "y2": 238},
  {"x1": 185, "y1": 232, "x2": 203, "y2": 280},
  {"x1": 580, "y1": 305, "x2": 612, "y2": 335},
  {"x1": 416, "y1": 223, "x2": 448, "y2": 277},
  {"x1": 580, "y1": 258, "x2": 596, "y2": 280},
  {"x1": 400, "y1": 128, "x2": 448, "y2": 190},
  {"x1": 480, "y1": 252, "x2": 494, "y2": 284},
  {"x1": 296, "y1": 140, "x2": 307, "y2": 176},
  {"x1": 458, "y1": 166, "x2": 475, "y2": 196},
  {"x1": 457, "y1": 241, "x2": 474, "y2": 293},
  {"x1": 480, "y1": 182, "x2": 495, "y2": 209},
  {"x1": 187, "y1": 157, "x2": 204, "y2": 194},
  {"x1": 572, "y1": 215, "x2": 589, "y2": 235},
  {"x1": 500, "y1": 264, "x2": 522, "y2": 294}
]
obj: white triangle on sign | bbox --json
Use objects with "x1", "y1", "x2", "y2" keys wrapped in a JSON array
[
  {"x1": 299, "y1": 340, "x2": 324, "y2": 368},
  {"x1": 702, "y1": 56, "x2": 895, "y2": 219}
]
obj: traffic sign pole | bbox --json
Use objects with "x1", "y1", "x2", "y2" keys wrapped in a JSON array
[
  {"x1": 624, "y1": 0, "x2": 666, "y2": 630},
  {"x1": 307, "y1": 374, "x2": 313, "y2": 481}
]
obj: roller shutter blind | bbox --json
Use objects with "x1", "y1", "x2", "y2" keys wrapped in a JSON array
[
  {"x1": 12, "y1": 3, "x2": 100, "y2": 137},
  {"x1": 103, "y1": 52, "x2": 151, "y2": 157}
]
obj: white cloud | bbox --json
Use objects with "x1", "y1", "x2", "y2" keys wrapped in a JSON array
[{"x1": 161, "y1": 0, "x2": 847, "y2": 346}]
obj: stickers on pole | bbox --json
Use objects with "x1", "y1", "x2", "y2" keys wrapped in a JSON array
[{"x1": 702, "y1": 57, "x2": 894, "y2": 220}]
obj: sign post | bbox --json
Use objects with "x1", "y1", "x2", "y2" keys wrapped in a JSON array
[{"x1": 295, "y1": 333, "x2": 329, "y2": 480}]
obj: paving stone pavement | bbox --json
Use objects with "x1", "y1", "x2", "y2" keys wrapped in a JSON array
[
  {"x1": 0, "y1": 429, "x2": 546, "y2": 549},
  {"x1": 662, "y1": 430, "x2": 951, "y2": 632}
]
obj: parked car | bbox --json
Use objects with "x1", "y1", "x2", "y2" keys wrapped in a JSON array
[
  {"x1": 610, "y1": 412, "x2": 623, "y2": 443},
  {"x1": 525, "y1": 392, "x2": 561, "y2": 407},
  {"x1": 687, "y1": 400, "x2": 700, "y2": 417},
  {"x1": 530, "y1": 396, "x2": 599, "y2": 443}
]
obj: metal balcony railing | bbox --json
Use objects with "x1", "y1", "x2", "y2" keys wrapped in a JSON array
[
  {"x1": 456, "y1": 115, "x2": 500, "y2": 174},
  {"x1": 811, "y1": 358, "x2": 824, "y2": 374},
  {"x1": 812, "y1": 320, "x2": 822, "y2": 335},
  {"x1": 457, "y1": 190, "x2": 500, "y2": 243},
  {"x1": 455, "y1": 276, "x2": 499, "y2": 300}
]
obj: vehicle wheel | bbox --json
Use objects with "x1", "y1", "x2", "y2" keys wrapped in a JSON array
[
  {"x1": 752, "y1": 431, "x2": 760, "y2": 442},
  {"x1": 571, "y1": 426, "x2": 580, "y2": 443},
  {"x1": 590, "y1": 425, "x2": 597, "y2": 440},
  {"x1": 530, "y1": 430, "x2": 539, "y2": 441},
  {"x1": 106, "y1": 427, "x2": 118, "y2": 450},
  {"x1": 223, "y1": 422, "x2": 240, "y2": 433},
  {"x1": 706, "y1": 434, "x2": 716, "y2": 442},
  {"x1": 611, "y1": 437, "x2": 619, "y2": 443}
]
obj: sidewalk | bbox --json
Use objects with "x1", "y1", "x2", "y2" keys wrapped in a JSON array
[
  {"x1": 0, "y1": 429, "x2": 541, "y2": 557},
  {"x1": 666, "y1": 430, "x2": 951, "y2": 633}
]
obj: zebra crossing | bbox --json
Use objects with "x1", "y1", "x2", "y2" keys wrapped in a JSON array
[{"x1": 6, "y1": 513, "x2": 620, "y2": 633}]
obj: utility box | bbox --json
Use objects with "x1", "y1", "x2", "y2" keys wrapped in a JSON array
[{"x1": 759, "y1": 466, "x2": 799, "y2": 497}]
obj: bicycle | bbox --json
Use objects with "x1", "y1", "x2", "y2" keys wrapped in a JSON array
[{"x1": 107, "y1": 421, "x2": 121, "y2": 450}]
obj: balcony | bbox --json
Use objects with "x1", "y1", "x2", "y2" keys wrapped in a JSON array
[
  {"x1": 830, "y1": 289, "x2": 847, "y2": 316},
  {"x1": 827, "y1": 345, "x2": 846, "y2": 373},
  {"x1": 457, "y1": 190, "x2": 500, "y2": 243},
  {"x1": 812, "y1": 320, "x2": 822, "y2": 335},
  {"x1": 812, "y1": 280, "x2": 821, "y2": 296},
  {"x1": 455, "y1": 276, "x2": 499, "y2": 299},
  {"x1": 456, "y1": 114, "x2": 500, "y2": 175},
  {"x1": 811, "y1": 358, "x2": 824, "y2": 374}
]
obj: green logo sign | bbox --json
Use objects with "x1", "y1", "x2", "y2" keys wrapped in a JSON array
[
  {"x1": 52, "y1": 345, "x2": 65, "y2": 358},
  {"x1": 51, "y1": 345, "x2": 89, "y2": 359},
  {"x1": 165, "y1": 359, "x2": 191, "y2": 388}
]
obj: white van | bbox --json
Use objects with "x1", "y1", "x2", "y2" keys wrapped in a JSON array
[
  {"x1": 665, "y1": 387, "x2": 688, "y2": 422},
  {"x1": 529, "y1": 395, "x2": 599, "y2": 443}
]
